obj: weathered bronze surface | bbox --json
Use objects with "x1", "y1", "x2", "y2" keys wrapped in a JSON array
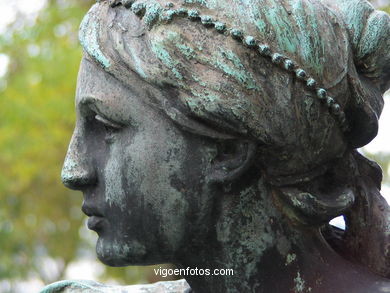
[{"x1": 42, "y1": 0, "x2": 390, "y2": 292}]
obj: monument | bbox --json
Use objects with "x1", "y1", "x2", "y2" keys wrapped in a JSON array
[{"x1": 42, "y1": 0, "x2": 390, "y2": 292}]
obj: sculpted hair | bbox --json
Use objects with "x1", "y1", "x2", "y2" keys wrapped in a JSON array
[{"x1": 80, "y1": 0, "x2": 390, "y2": 277}]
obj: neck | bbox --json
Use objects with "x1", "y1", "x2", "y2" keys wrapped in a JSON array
[{"x1": 177, "y1": 177, "x2": 386, "y2": 293}]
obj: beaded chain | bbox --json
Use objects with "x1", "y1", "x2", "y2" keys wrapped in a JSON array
[{"x1": 106, "y1": 0, "x2": 349, "y2": 132}]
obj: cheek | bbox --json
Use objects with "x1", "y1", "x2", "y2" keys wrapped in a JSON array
[
  {"x1": 104, "y1": 126, "x2": 193, "y2": 248},
  {"x1": 133, "y1": 130, "x2": 190, "y2": 242},
  {"x1": 103, "y1": 141, "x2": 129, "y2": 211}
]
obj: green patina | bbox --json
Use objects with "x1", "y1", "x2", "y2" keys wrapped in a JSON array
[
  {"x1": 285, "y1": 253, "x2": 297, "y2": 265},
  {"x1": 184, "y1": 94, "x2": 202, "y2": 115},
  {"x1": 79, "y1": 12, "x2": 111, "y2": 69},
  {"x1": 139, "y1": 132, "x2": 190, "y2": 250},
  {"x1": 294, "y1": 272, "x2": 306, "y2": 293},
  {"x1": 126, "y1": 43, "x2": 148, "y2": 79},
  {"x1": 357, "y1": 11, "x2": 389, "y2": 59},
  {"x1": 303, "y1": 96, "x2": 316, "y2": 122},
  {"x1": 97, "y1": 238, "x2": 146, "y2": 261},
  {"x1": 263, "y1": 2, "x2": 299, "y2": 55},
  {"x1": 293, "y1": 271, "x2": 313, "y2": 292},
  {"x1": 152, "y1": 29, "x2": 259, "y2": 91},
  {"x1": 167, "y1": 31, "x2": 198, "y2": 60},
  {"x1": 151, "y1": 41, "x2": 183, "y2": 80},
  {"x1": 104, "y1": 143, "x2": 128, "y2": 210},
  {"x1": 211, "y1": 48, "x2": 259, "y2": 90},
  {"x1": 185, "y1": 90, "x2": 221, "y2": 116},
  {"x1": 183, "y1": 0, "x2": 208, "y2": 6},
  {"x1": 192, "y1": 90, "x2": 221, "y2": 106},
  {"x1": 144, "y1": 2, "x2": 164, "y2": 28},
  {"x1": 239, "y1": 185, "x2": 275, "y2": 279},
  {"x1": 336, "y1": 0, "x2": 373, "y2": 46},
  {"x1": 236, "y1": 0, "x2": 267, "y2": 32},
  {"x1": 292, "y1": 0, "x2": 324, "y2": 75},
  {"x1": 191, "y1": 74, "x2": 207, "y2": 87},
  {"x1": 255, "y1": 18, "x2": 267, "y2": 32},
  {"x1": 40, "y1": 280, "x2": 106, "y2": 293},
  {"x1": 216, "y1": 183, "x2": 276, "y2": 283},
  {"x1": 183, "y1": 0, "x2": 220, "y2": 8},
  {"x1": 176, "y1": 43, "x2": 197, "y2": 60}
]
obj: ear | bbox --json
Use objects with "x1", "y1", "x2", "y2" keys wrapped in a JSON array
[{"x1": 207, "y1": 140, "x2": 257, "y2": 183}]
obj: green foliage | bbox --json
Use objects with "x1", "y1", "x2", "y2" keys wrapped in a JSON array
[
  {"x1": 0, "y1": 0, "x2": 94, "y2": 281},
  {"x1": 361, "y1": 150, "x2": 390, "y2": 184},
  {"x1": 381, "y1": 6, "x2": 390, "y2": 13},
  {"x1": 0, "y1": 0, "x2": 170, "y2": 287},
  {"x1": 0, "y1": 1, "x2": 90, "y2": 278}
]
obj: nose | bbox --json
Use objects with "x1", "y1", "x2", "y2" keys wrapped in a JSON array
[{"x1": 61, "y1": 131, "x2": 96, "y2": 190}]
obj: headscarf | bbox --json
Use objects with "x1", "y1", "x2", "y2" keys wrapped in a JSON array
[{"x1": 79, "y1": 0, "x2": 390, "y2": 277}]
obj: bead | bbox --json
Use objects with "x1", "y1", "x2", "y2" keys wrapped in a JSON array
[
  {"x1": 258, "y1": 44, "x2": 271, "y2": 56},
  {"x1": 245, "y1": 36, "x2": 256, "y2": 47},
  {"x1": 272, "y1": 53, "x2": 283, "y2": 64},
  {"x1": 214, "y1": 22, "x2": 226, "y2": 32},
  {"x1": 296, "y1": 69, "x2": 306, "y2": 79},
  {"x1": 326, "y1": 97, "x2": 335, "y2": 107},
  {"x1": 188, "y1": 9, "x2": 200, "y2": 20},
  {"x1": 122, "y1": 0, "x2": 135, "y2": 8},
  {"x1": 230, "y1": 28, "x2": 243, "y2": 40},
  {"x1": 109, "y1": 0, "x2": 121, "y2": 7},
  {"x1": 131, "y1": 2, "x2": 145, "y2": 15},
  {"x1": 317, "y1": 88, "x2": 327, "y2": 100},
  {"x1": 284, "y1": 59, "x2": 295, "y2": 71},
  {"x1": 160, "y1": 15, "x2": 171, "y2": 22},
  {"x1": 177, "y1": 8, "x2": 188, "y2": 15},
  {"x1": 306, "y1": 78, "x2": 317, "y2": 88},
  {"x1": 164, "y1": 9, "x2": 177, "y2": 20},
  {"x1": 201, "y1": 15, "x2": 213, "y2": 26},
  {"x1": 331, "y1": 103, "x2": 341, "y2": 115},
  {"x1": 127, "y1": 5, "x2": 349, "y2": 134}
]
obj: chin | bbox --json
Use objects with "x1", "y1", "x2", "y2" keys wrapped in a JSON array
[{"x1": 95, "y1": 236, "x2": 148, "y2": 266}]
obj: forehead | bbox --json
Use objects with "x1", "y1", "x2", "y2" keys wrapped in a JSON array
[{"x1": 76, "y1": 56, "x2": 157, "y2": 123}]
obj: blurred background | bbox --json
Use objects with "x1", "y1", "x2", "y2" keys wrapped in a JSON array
[{"x1": 0, "y1": 0, "x2": 389, "y2": 292}]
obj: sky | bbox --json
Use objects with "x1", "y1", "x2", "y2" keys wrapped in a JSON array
[{"x1": 0, "y1": 0, "x2": 46, "y2": 32}]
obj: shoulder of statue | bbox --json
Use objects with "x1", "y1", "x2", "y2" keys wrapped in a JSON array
[{"x1": 40, "y1": 279, "x2": 191, "y2": 293}]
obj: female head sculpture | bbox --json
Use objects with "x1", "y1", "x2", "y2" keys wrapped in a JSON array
[{"x1": 60, "y1": 0, "x2": 390, "y2": 292}]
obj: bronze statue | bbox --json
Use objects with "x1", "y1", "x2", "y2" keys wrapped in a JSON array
[{"x1": 42, "y1": 0, "x2": 390, "y2": 292}]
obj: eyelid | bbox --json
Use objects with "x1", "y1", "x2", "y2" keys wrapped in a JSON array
[{"x1": 95, "y1": 114, "x2": 123, "y2": 130}]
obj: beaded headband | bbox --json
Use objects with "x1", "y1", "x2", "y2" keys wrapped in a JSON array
[{"x1": 101, "y1": 0, "x2": 349, "y2": 132}]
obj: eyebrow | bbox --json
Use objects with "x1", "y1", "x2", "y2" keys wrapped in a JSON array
[
  {"x1": 79, "y1": 95, "x2": 135, "y2": 127},
  {"x1": 78, "y1": 95, "x2": 111, "y2": 120},
  {"x1": 79, "y1": 95, "x2": 103, "y2": 107}
]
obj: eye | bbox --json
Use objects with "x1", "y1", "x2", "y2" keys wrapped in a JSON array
[
  {"x1": 95, "y1": 114, "x2": 123, "y2": 143},
  {"x1": 95, "y1": 114, "x2": 123, "y2": 130}
]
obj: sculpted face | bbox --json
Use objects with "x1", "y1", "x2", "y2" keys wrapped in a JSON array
[{"x1": 61, "y1": 56, "x2": 215, "y2": 266}]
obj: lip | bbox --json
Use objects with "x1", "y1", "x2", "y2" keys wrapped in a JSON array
[
  {"x1": 87, "y1": 216, "x2": 105, "y2": 231},
  {"x1": 82, "y1": 203, "x2": 104, "y2": 217},
  {"x1": 82, "y1": 203, "x2": 106, "y2": 231}
]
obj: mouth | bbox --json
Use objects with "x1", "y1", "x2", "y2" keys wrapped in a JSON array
[
  {"x1": 82, "y1": 203, "x2": 105, "y2": 231},
  {"x1": 87, "y1": 216, "x2": 105, "y2": 231},
  {"x1": 82, "y1": 204, "x2": 104, "y2": 217}
]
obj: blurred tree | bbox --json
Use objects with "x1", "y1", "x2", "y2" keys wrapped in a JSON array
[
  {"x1": 0, "y1": 0, "x2": 94, "y2": 283},
  {"x1": 0, "y1": 0, "x2": 170, "y2": 288}
]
